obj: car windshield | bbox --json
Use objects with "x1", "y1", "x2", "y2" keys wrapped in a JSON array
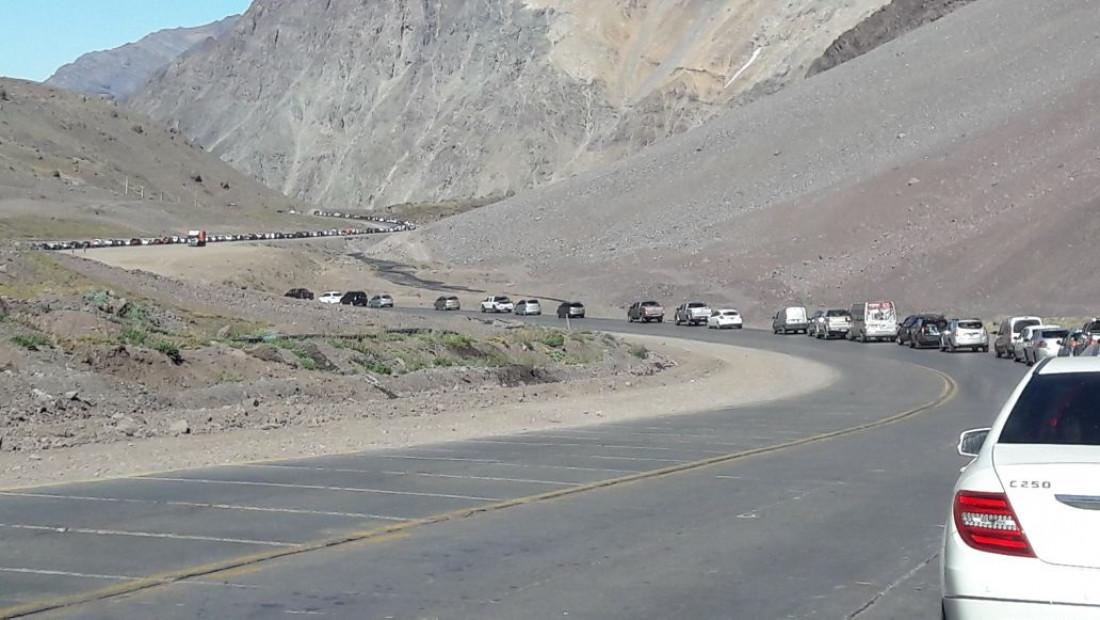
[
  {"x1": 958, "y1": 320, "x2": 983, "y2": 330},
  {"x1": 1086, "y1": 321, "x2": 1100, "y2": 332},
  {"x1": 642, "y1": 301, "x2": 658, "y2": 306},
  {"x1": 570, "y1": 302, "x2": 583, "y2": 307},
  {"x1": 1014, "y1": 318, "x2": 1040, "y2": 334},
  {"x1": 999, "y1": 373, "x2": 1100, "y2": 445},
  {"x1": 688, "y1": 302, "x2": 706, "y2": 308},
  {"x1": 825, "y1": 310, "x2": 850, "y2": 317}
]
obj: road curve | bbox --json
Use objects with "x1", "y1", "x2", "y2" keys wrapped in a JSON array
[{"x1": 0, "y1": 316, "x2": 1026, "y2": 619}]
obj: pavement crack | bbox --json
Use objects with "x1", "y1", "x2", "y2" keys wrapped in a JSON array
[{"x1": 845, "y1": 551, "x2": 939, "y2": 619}]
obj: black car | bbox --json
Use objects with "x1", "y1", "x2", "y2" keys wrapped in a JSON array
[
  {"x1": 905, "y1": 315, "x2": 948, "y2": 349},
  {"x1": 339, "y1": 291, "x2": 368, "y2": 306},
  {"x1": 284, "y1": 288, "x2": 314, "y2": 300},
  {"x1": 557, "y1": 301, "x2": 585, "y2": 319}
]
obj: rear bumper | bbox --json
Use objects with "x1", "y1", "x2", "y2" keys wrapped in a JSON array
[{"x1": 944, "y1": 597, "x2": 1100, "y2": 620}]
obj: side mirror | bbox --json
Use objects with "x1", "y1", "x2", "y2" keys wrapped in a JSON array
[{"x1": 957, "y1": 428, "x2": 991, "y2": 458}]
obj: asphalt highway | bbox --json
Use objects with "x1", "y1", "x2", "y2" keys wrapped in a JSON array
[{"x1": 0, "y1": 314, "x2": 1030, "y2": 619}]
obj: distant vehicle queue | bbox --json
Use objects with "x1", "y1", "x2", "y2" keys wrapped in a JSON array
[
  {"x1": 281, "y1": 289, "x2": 1100, "y2": 361},
  {"x1": 29, "y1": 216, "x2": 416, "y2": 251}
]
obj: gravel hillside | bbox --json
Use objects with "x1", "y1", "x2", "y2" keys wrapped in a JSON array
[
  {"x1": 129, "y1": 0, "x2": 893, "y2": 208},
  {"x1": 380, "y1": 0, "x2": 1100, "y2": 319}
]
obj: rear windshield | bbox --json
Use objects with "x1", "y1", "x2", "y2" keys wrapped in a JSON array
[
  {"x1": 688, "y1": 302, "x2": 706, "y2": 308},
  {"x1": 1085, "y1": 321, "x2": 1100, "y2": 332},
  {"x1": 826, "y1": 309, "x2": 850, "y2": 317},
  {"x1": 498, "y1": 297, "x2": 511, "y2": 302},
  {"x1": 642, "y1": 301, "x2": 659, "y2": 306},
  {"x1": 958, "y1": 320, "x2": 983, "y2": 330},
  {"x1": 1014, "y1": 318, "x2": 1040, "y2": 334},
  {"x1": 1000, "y1": 373, "x2": 1100, "y2": 445},
  {"x1": 722, "y1": 311, "x2": 739, "y2": 316},
  {"x1": 526, "y1": 299, "x2": 539, "y2": 304},
  {"x1": 1040, "y1": 329, "x2": 1068, "y2": 339}
]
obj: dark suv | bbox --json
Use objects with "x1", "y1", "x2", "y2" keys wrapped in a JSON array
[
  {"x1": 284, "y1": 288, "x2": 314, "y2": 300},
  {"x1": 339, "y1": 291, "x2": 368, "y2": 306},
  {"x1": 905, "y1": 315, "x2": 948, "y2": 349}
]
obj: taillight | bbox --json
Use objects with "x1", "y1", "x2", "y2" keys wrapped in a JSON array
[
  {"x1": 953, "y1": 491, "x2": 1035, "y2": 557},
  {"x1": 1037, "y1": 341, "x2": 1047, "y2": 349}
]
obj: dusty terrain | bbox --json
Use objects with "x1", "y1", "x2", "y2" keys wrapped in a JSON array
[
  {"x1": 377, "y1": 0, "x2": 1100, "y2": 321},
  {"x1": 0, "y1": 242, "x2": 833, "y2": 487},
  {"x1": 0, "y1": 78, "x2": 318, "y2": 240}
]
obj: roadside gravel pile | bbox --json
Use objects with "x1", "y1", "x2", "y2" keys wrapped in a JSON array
[{"x1": 0, "y1": 251, "x2": 669, "y2": 453}]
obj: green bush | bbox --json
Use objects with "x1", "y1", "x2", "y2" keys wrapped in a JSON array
[
  {"x1": 368, "y1": 361, "x2": 391, "y2": 375},
  {"x1": 541, "y1": 332, "x2": 565, "y2": 348},
  {"x1": 630, "y1": 346, "x2": 649, "y2": 359},
  {"x1": 11, "y1": 334, "x2": 50, "y2": 351},
  {"x1": 153, "y1": 341, "x2": 183, "y2": 364},
  {"x1": 299, "y1": 357, "x2": 318, "y2": 371},
  {"x1": 122, "y1": 303, "x2": 149, "y2": 323},
  {"x1": 120, "y1": 326, "x2": 148, "y2": 345}
]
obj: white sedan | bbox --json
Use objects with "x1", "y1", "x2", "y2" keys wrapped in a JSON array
[
  {"x1": 317, "y1": 291, "x2": 343, "y2": 304},
  {"x1": 942, "y1": 357, "x2": 1100, "y2": 619},
  {"x1": 707, "y1": 309, "x2": 743, "y2": 330}
]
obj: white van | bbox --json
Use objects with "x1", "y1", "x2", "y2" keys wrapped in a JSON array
[
  {"x1": 772, "y1": 306, "x2": 809, "y2": 334},
  {"x1": 849, "y1": 300, "x2": 897, "y2": 342}
]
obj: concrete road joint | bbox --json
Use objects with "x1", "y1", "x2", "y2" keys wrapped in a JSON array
[{"x1": 0, "y1": 364, "x2": 957, "y2": 619}]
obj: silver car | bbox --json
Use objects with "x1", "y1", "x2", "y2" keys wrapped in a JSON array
[
  {"x1": 514, "y1": 299, "x2": 542, "y2": 316},
  {"x1": 940, "y1": 319, "x2": 990, "y2": 353},
  {"x1": 368, "y1": 294, "x2": 394, "y2": 308},
  {"x1": 1020, "y1": 326, "x2": 1069, "y2": 365}
]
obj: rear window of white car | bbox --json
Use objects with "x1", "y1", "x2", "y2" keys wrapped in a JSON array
[
  {"x1": 688, "y1": 302, "x2": 706, "y2": 308},
  {"x1": 958, "y1": 320, "x2": 983, "y2": 330},
  {"x1": 1013, "y1": 319, "x2": 1040, "y2": 334},
  {"x1": 999, "y1": 373, "x2": 1100, "y2": 445},
  {"x1": 825, "y1": 310, "x2": 850, "y2": 317}
]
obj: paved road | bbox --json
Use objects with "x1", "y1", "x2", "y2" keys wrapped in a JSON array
[{"x1": 0, "y1": 316, "x2": 1028, "y2": 618}]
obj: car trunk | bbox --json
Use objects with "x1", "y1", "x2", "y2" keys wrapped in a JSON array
[{"x1": 994, "y1": 445, "x2": 1100, "y2": 568}]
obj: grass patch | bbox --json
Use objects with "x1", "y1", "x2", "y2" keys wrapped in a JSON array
[
  {"x1": 630, "y1": 345, "x2": 649, "y2": 359},
  {"x1": 441, "y1": 332, "x2": 473, "y2": 348},
  {"x1": 120, "y1": 326, "x2": 148, "y2": 345},
  {"x1": 0, "y1": 214, "x2": 139, "y2": 240},
  {"x1": 0, "y1": 252, "x2": 102, "y2": 299},
  {"x1": 153, "y1": 340, "x2": 183, "y2": 364},
  {"x1": 11, "y1": 333, "x2": 50, "y2": 351},
  {"x1": 540, "y1": 332, "x2": 565, "y2": 348}
]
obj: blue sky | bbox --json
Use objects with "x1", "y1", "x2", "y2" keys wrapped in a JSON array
[{"x1": 0, "y1": 1, "x2": 252, "y2": 82}]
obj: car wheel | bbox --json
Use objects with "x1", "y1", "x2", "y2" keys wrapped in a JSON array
[
  {"x1": 949, "y1": 342, "x2": 956, "y2": 353},
  {"x1": 656, "y1": 317, "x2": 663, "y2": 323},
  {"x1": 982, "y1": 346, "x2": 989, "y2": 353},
  {"x1": 909, "y1": 338, "x2": 915, "y2": 348},
  {"x1": 896, "y1": 335, "x2": 904, "y2": 345}
]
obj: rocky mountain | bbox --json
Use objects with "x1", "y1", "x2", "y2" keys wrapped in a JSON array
[
  {"x1": 375, "y1": 0, "x2": 1100, "y2": 319},
  {"x1": 130, "y1": 0, "x2": 900, "y2": 209},
  {"x1": 45, "y1": 16, "x2": 238, "y2": 101}
]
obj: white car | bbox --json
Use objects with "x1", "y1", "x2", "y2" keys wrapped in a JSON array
[
  {"x1": 942, "y1": 357, "x2": 1100, "y2": 619},
  {"x1": 480, "y1": 296, "x2": 514, "y2": 313},
  {"x1": 707, "y1": 309, "x2": 743, "y2": 330},
  {"x1": 514, "y1": 299, "x2": 542, "y2": 316},
  {"x1": 1014, "y1": 324, "x2": 1062, "y2": 363},
  {"x1": 318, "y1": 291, "x2": 343, "y2": 304}
]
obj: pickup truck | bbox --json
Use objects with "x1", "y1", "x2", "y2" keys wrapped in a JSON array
[
  {"x1": 480, "y1": 296, "x2": 514, "y2": 313},
  {"x1": 674, "y1": 302, "x2": 711, "y2": 326},
  {"x1": 627, "y1": 301, "x2": 665, "y2": 323}
]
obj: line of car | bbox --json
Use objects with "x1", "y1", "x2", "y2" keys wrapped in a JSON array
[
  {"x1": 32, "y1": 217, "x2": 417, "y2": 252},
  {"x1": 478, "y1": 296, "x2": 587, "y2": 319},
  {"x1": 285, "y1": 288, "x2": 394, "y2": 308}
]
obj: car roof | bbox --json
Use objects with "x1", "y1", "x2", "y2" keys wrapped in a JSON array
[{"x1": 1035, "y1": 357, "x2": 1100, "y2": 375}]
